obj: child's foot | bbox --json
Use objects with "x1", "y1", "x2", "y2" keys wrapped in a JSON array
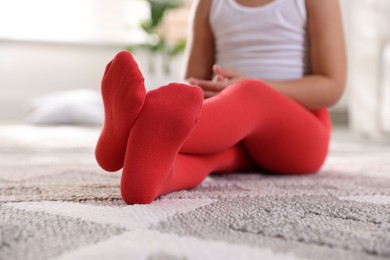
[
  {"x1": 95, "y1": 51, "x2": 146, "y2": 172},
  {"x1": 121, "y1": 83, "x2": 204, "y2": 204}
]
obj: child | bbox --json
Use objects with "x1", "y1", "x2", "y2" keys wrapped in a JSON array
[{"x1": 95, "y1": 0, "x2": 346, "y2": 204}]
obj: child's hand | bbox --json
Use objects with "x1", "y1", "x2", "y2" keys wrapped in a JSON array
[{"x1": 189, "y1": 65, "x2": 246, "y2": 98}]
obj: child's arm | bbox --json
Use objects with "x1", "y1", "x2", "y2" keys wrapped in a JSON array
[
  {"x1": 266, "y1": 0, "x2": 347, "y2": 110},
  {"x1": 187, "y1": 0, "x2": 347, "y2": 110},
  {"x1": 182, "y1": 0, "x2": 215, "y2": 82}
]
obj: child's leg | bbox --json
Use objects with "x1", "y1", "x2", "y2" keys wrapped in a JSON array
[
  {"x1": 180, "y1": 80, "x2": 330, "y2": 162},
  {"x1": 95, "y1": 51, "x2": 146, "y2": 172},
  {"x1": 120, "y1": 83, "x2": 204, "y2": 204},
  {"x1": 123, "y1": 143, "x2": 256, "y2": 204},
  {"x1": 180, "y1": 79, "x2": 331, "y2": 173}
]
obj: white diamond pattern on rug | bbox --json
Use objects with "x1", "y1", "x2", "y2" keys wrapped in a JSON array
[
  {"x1": 55, "y1": 230, "x2": 298, "y2": 260},
  {"x1": 4, "y1": 199, "x2": 215, "y2": 230}
]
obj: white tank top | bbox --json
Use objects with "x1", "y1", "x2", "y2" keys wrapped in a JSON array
[{"x1": 210, "y1": 0, "x2": 310, "y2": 81}]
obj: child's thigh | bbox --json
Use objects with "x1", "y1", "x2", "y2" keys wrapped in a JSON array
[{"x1": 243, "y1": 107, "x2": 331, "y2": 174}]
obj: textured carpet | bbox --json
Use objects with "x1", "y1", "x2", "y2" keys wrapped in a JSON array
[{"x1": 0, "y1": 125, "x2": 390, "y2": 260}]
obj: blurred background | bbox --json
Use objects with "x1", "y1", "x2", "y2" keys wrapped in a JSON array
[{"x1": 0, "y1": 0, "x2": 389, "y2": 140}]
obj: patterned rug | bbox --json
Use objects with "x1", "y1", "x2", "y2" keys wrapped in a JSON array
[{"x1": 0, "y1": 125, "x2": 390, "y2": 260}]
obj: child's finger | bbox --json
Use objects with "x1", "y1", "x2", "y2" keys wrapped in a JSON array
[
  {"x1": 191, "y1": 79, "x2": 226, "y2": 92},
  {"x1": 213, "y1": 65, "x2": 238, "y2": 78},
  {"x1": 214, "y1": 74, "x2": 225, "y2": 82},
  {"x1": 188, "y1": 77, "x2": 199, "y2": 85}
]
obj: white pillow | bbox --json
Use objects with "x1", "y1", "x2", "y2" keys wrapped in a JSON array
[{"x1": 25, "y1": 89, "x2": 103, "y2": 125}]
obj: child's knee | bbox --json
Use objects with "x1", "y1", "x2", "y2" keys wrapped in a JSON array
[
  {"x1": 228, "y1": 79, "x2": 272, "y2": 98},
  {"x1": 289, "y1": 152, "x2": 328, "y2": 174}
]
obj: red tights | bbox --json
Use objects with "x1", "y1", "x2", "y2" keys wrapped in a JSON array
[{"x1": 95, "y1": 51, "x2": 331, "y2": 204}]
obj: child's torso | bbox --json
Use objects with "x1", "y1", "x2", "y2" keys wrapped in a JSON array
[{"x1": 210, "y1": 0, "x2": 310, "y2": 81}]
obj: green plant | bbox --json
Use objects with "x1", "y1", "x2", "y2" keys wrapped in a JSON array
[{"x1": 128, "y1": 0, "x2": 187, "y2": 75}]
